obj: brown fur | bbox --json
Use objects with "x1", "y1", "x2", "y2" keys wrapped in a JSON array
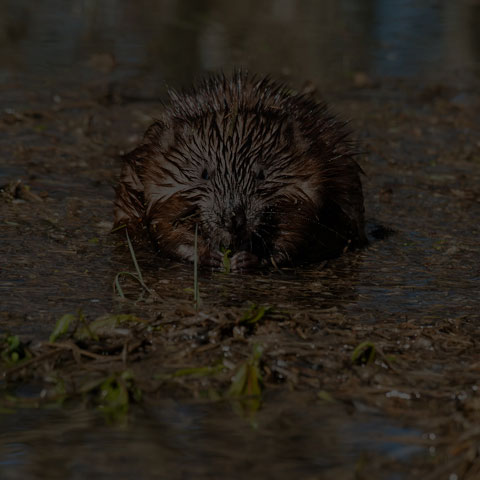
[{"x1": 114, "y1": 72, "x2": 366, "y2": 270}]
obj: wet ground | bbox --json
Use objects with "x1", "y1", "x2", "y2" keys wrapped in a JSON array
[{"x1": 1, "y1": 1, "x2": 480, "y2": 479}]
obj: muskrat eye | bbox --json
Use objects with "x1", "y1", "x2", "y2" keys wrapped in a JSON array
[
  {"x1": 256, "y1": 169, "x2": 265, "y2": 182},
  {"x1": 201, "y1": 168, "x2": 209, "y2": 180}
]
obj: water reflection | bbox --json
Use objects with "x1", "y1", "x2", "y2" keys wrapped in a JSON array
[
  {"x1": 0, "y1": 394, "x2": 423, "y2": 480},
  {"x1": 0, "y1": 0, "x2": 479, "y2": 89},
  {"x1": 373, "y1": 0, "x2": 443, "y2": 76}
]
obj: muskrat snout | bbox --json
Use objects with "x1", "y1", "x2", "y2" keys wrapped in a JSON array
[
  {"x1": 229, "y1": 209, "x2": 247, "y2": 234},
  {"x1": 214, "y1": 207, "x2": 250, "y2": 250},
  {"x1": 221, "y1": 208, "x2": 251, "y2": 252}
]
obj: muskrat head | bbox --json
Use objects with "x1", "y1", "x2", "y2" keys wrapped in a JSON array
[
  {"x1": 176, "y1": 111, "x2": 296, "y2": 256},
  {"x1": 195, "y1": 158, "x2": 274, "y2": 256},
  {"x1": 143, "y1": 107, "x2": 321, "y2": 268}
]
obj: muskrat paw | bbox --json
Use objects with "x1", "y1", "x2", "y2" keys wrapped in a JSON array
[
  {"x1": 201, "y1": 250, "x2": 224, "y2": 270},
  {"x1": 230, "y1": 251, "x2": 259, "y2": 272}
]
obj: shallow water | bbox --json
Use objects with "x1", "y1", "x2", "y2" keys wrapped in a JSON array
[
  {"x1": 0, "y1": 393, "x2": 423, "y2": 480},
  {"x1": 1, "y1": 1, "x2": 479, "y2": 95},
  {"x1": 1, "y1": 1, "x2": 480, "y2": 479}
]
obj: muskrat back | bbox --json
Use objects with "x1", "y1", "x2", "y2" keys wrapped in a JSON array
[{"x1": 114, "y1": 72, "x2": 366, "y2": 271}]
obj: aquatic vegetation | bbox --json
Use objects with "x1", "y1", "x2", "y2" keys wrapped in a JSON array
[
  {"x1": 228, "y1": 344, "x2": 263, "y2": 398},
  {"x1": 1, "y1": 334, "x2": 31, "y2": 366},
  {"x1": 49, "y1": 312, "x2": 81, "y2": 342},
  {"x1": 49, "y1": 310, "x2": 144, "y2": 343},
  {"x1": 351, "y1": 341, "x2": 377, "y2": 366},
  {"x1": 89, "y1": 371, "x2": 141, "y2": 424},
  {"x1": 171, "y1": 364, "x2": 225, "y2": 378},
  {"x1": 113, "y1": 230, "x2": 152, "y2": 300},
  {"x1": 221, "y1": 248, "x2": 232, "y2": 274},
  {"x1": 240, "y1": 303, "x2": 272, "y2": 325}
]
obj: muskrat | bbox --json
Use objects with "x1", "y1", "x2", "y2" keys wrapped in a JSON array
[{"x1": 114, "y1": 72, "x2": 366, "y2": 271}]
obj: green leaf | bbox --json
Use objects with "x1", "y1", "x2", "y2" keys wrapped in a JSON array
[
  {"x1": 97, "y1": 375, "x2": 129, "y2": 423},
  {"x1": 221, "y1": 248, "x2": 231, "y2": 274},
  {"x1": 80, "y1": 370, "x2": 141, "y2": 423},
  {"x1": 228, "y1": 344, "x2": 263, "y2": 398},
  {"x1": 241, "y1": 304, "x2": 272, "y2": 324},
  {"x1": 1, "y1": 335, "x2": 30, "y2": 365},
  {"x1": 351, "y1": 341, "x2": 376, "y2": 365},
  {"x1": 227, "y1": 345, "x2": 263, "y2": 420},
  {"x1": 49, "y1": 313, "x2": 77, "y2": 342},
  {"x1": 317, "y1": 390, "x2": 335, "y2": 403}
]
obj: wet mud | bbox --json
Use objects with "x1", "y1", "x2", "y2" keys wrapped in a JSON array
[{"x1": 1, "y1": 73, "x2": 480, "y2": 479}]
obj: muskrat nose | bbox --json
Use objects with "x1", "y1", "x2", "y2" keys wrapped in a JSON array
[{"x1": 230, "y1": 209, "x2": 246, "y2": 233}]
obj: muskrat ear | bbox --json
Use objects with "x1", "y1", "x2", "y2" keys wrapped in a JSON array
[
  {"x1": 143, "y1": 121, "x2": 165, "y2": 142},
  {"x1": 282, "y1": 119, "x2": 310, "y2": 153},
  {"x1": 143, "y1": 121, "x2": 175, "y2": 150}
]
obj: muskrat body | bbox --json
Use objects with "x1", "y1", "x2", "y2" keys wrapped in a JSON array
[{"x1": 114, "y1": 72, "x2": 366, "y2": 271}]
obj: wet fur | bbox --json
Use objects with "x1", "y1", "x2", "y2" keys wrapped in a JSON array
[{"x1": 114, "y1": 72, "x2": 366, "y2": 269}]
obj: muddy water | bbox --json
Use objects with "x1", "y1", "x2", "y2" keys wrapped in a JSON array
[
  {"x1": 0, "y1": 400, "x2": 421, "y2": 480},
  {"x1": 1, "y1": 1, "x2": 480, "y2": 479}
]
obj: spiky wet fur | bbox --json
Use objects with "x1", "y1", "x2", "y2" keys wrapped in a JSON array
[{"x1": 114, "y1": 71, "x2": 366, "y2": 268}]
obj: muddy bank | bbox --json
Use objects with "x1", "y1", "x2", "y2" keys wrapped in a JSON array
[{"x1": 1, "y1": 74, "x2": 480, "y2": 479}]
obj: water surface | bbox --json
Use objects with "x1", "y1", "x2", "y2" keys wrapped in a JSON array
[{"x1": 1, "y1": 1, "x2": 480, "y2": 479}]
